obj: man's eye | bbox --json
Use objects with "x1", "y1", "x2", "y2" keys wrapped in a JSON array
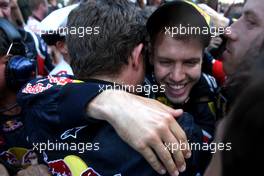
[
  {"x1": 159, "y1": 61, "x2": 171, "y2": 65},
  {"x1": 185, "y1": 61, "x2": 198, "y2": 67},
  {"x1": 0, "y1": 3, "x2": 9, "y2": 9},
  {"x1": 245, "y1": 17, "x2": 257, "y2": 29}
]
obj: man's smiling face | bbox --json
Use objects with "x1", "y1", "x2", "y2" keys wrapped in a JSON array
[{"x1": 152, "y1": 34, "x2": 203, "y2": 104}]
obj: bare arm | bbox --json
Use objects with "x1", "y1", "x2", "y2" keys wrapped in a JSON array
[{"x1": 87, "y1": 90, "x2": 191, "y2": 176}]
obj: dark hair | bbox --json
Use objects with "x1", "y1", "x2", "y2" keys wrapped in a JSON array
[
  {"x1": 222, "y1": 72, "x2": 264, "y2": 176},
  {"x1": 28, "y1": 0, "x2": 47, "y2": 11},
  {"x1": 147, "y1": 1, "x2": 211, "y2": 48},
  {"x1": 221, "y1": 52, "x2": 264, "y2": 176},
  {"x1": 66, "y1": 0, "x2": 147, "y2": 80},
  {"x1": 224, "y1": 41, "x2": 264, "y2": 107}
]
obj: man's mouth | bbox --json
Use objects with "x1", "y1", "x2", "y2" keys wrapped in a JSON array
[{"x1": 166, "y1": 83, "x2": 186, "y2": 96}]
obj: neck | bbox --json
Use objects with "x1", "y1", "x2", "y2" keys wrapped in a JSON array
[
  {"x1": 91, "y1": 73, "x2": 138, "y2": 93},
  {"x1": 91, "y1": 75, "x2": 125, "y2": 86},
  {"x1": 32, "y1": 11, "x2": 43, "y2": 21}
]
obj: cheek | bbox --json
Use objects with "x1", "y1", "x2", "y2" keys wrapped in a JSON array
[
  {"x1": 186, "y1": 65, "x2": 201, "y2": 81},
  {"x1": 247, "y1": 31, "x2": 264, "y2": 52},
  {"x1": 154, "y1": 64, "x2": 169, "y2": 83},
  {"x1": 4, "y1": 8, "x2": 11, "y2": 17}
]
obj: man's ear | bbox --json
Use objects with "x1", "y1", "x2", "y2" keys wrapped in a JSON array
[
  {"x1": 131, "y1": 43, "x2": 144, "y2": 69},
  {"x1": 55, "y1": 41, "x2": 68, "y2": 55}
]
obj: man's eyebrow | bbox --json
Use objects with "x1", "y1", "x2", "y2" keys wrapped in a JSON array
[
  {"x1": 187, "y1": 57, "x2": 201, "y2": 60},
  {"x1": 244, "y1": 10, "x2": 260, "y2": 21},
  {"x1": 156, "y1": 56, "x2": 173, "y2": 61}
]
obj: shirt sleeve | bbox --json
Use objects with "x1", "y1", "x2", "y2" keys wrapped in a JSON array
[
  {"x1": 17, "y1": 76, "x2": 109, "y2": 128},
  {"x1": 57, "y1": 82, "x2": 104, "y2": 126}
]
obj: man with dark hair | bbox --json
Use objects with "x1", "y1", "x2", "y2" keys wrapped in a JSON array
[
  {"x1": 145, "y1": 1, "x2": 217, "y2": 174},
  {"x1": 67, "y1": 0, "x2": 146, "y2": 80}
]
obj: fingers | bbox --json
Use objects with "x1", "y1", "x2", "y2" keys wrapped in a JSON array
[
  {"x1": 156, "y1": 99, "x2": 183, "y2": 118},
  {"x1": 163, "y1": 132, "x2": 186, "y2": 173},
  {"x1": 170, "y1": 121, "x2": 191, "y2": 159},
  {"x1": 157, "y1": 104, "x2": 191, "y2": 159},
  {"x1": 141, "y1": 146, "x2": 166, "y2": 175},
  {"x1": 152, "y1": 139, "x2": 179, "y2": 176},
  {"x1": 171, "y1": 109, "x2": 183, "y2": 118}
]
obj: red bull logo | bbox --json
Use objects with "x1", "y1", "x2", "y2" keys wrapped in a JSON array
[
  {"x1": 81, "y1": 168, "x2": 100, "y2": 176},
  {"x1": 48, "y1": 159, "x2": 72, "y2": 176},
  {"x1": 48, "y1": 159, "x2": 102, "y2": 176}
]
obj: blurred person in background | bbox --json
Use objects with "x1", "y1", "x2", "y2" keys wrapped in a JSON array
[
  {"x1": 17, "y1": 0, "x2": 30, "y2": 23},
  {"x1": 26, "y1": 0, "x2": 48, "y2": 33},
  {"x1": 47, "y1": 0, "x2": 59, "y2": 14},
  {"x1": 0, "y1": 18, "x2": 50, "y2": 176},
  {"x1": 0, "y1": 0, "x2": 24, "y2": 27},
  {"x1": 40, "y1": 4, "x2": 76, "y2": 76},
  {"x1": 224, "y1": 2, "x2": 244, "y2": 20},
  {"x1": 0, "y1": 0, "x2": 54, "y2": 77}
]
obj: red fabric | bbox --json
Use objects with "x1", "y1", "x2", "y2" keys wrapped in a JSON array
[
  {"x1": 37, "y1": 55, "x2": 48, "y2": 76},
  {"x1": 212, "y1": 59, "x2": 226, "y2": 86}
]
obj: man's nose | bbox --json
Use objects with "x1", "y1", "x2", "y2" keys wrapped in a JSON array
[
  {"x1": 169, "y1": 65, "x2": 185, "y2": 82},
  {"x1": 224, "y1": 22, "x2": 238, "y2": 42}
]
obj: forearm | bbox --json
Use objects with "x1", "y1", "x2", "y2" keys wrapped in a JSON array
[
  {"x1": 86, "y1": 89, "x2": 131, "y2": 125},
  {"x1": 86, "y1": 89, "x2": 190, "y2": 175}
]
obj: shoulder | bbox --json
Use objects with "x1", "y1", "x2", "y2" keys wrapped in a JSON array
[{"x1": 200, "y1": 73, "x2": 218, "y2": 93}]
